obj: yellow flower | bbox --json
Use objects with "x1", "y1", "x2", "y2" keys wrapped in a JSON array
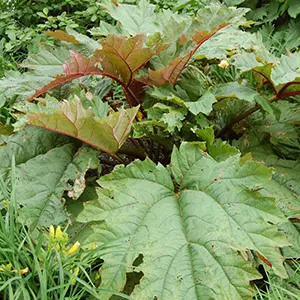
[
  {"x1": 67, "y1": 241, "x2": 80, "y2": 256},
  {"x1": 90, "y1": 243, "x2": 98, "y2": 250},
  {"x1": 49, "y1": 225, "x2": 55, "y2": 239},
  {"x1": 55, "y1": 226, "x2": 63, "y2": 239},
  {"x1": 136, "y1": 110, "x2": 144, "y2": 121},
  {"x1": 20, "y1": 267, "x2": 29, "y2": 275},
  {"x1": 218, "y1": 59, "x2": 229, "y2": 69},
  {"x1": 0, "y1": 264, "x2": 12, "y2": 272},
  {"x1": 71, "y1": 267, "x2": 80, "y2": 285},
  {"x1": 49, "y1": 225, "x2": 68, "y2": 246},
  {"x1": 11, "y1": 267, "x2": 29, "y2": 275}
]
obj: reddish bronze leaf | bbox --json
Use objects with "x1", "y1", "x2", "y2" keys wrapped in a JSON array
[
  {"x1": 27, "y1": 34, "x2": 167, "y2": 103},
  {"x1": 24, "y1": 97, "x2": 139, "y2": 154},
  {"x1": 96, "y1": 34, "x2": 168, "y2": 86},
  {"x1": 257, "y1": 252, "x2": 273, "y2": 267},
  {"x1": 27, "y1": 51, "x2": 102, "y2": 101},
  {"x1": 146, "y1": 24, "x2": 228, "y2": 87},
  {"x1": 45, "y1": 30, "x2": 80, "y2": 44}
]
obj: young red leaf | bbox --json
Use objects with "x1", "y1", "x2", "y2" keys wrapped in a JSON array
[
  {"x1": 96, "y1": 34, "x2": 168, "y2": 86},
  {"x1": 145, "y1": 24, "x2": 228, "y2": 86},
  {"x1": 27, "y1": 51, "x2": 102, "y2": 101},
  {"x1": 44, "y1": 30, "x2": 80, "y2": 44},
  {"x1": 27, "y1": 34, "x2": 168, "y2": 104}
]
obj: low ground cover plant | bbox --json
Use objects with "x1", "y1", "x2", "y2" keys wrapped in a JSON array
[{"x1": 0, "y1": 0, "x2": 299, "y2": 299}]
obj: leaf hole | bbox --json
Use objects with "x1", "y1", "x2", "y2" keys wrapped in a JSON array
[{"x1": 133, "y1": 253, "x2": 143, "y2": 267}]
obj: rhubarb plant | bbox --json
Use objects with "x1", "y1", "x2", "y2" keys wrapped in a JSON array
[{"x1": 0, "y1": 1, "x2": 299, "y2": 299}]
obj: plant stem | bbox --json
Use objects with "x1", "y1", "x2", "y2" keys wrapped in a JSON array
[
  {"x1": 118, "y1": 146, "x2": 147, "y2": 160},
  {"x1": 130, "y1": 139, "x2": 149, "y2": 158},
  {"x1": 216, "y1": 94, "x2": 278, "y2": 137},
  {"x1": 111, "y1": 153, "x2": 126, "y2": 164},
  {"x1": 154, "y1": 143, "x2": 161, "y2": 163}
]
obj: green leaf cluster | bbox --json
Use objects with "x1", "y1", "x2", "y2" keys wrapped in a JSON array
[{"x1": 0, "y1": 0, "x2": 299, "y2": 298}]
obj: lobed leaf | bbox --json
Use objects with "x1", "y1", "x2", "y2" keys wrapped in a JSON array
[
  {"x1": 77, "y1": 143, "x2": 289, "y2": 299},
  {"x1": 24, "y1": 34, "x2": 167, "y2": 104},
  {"x1": 17, "y1": 96, "x2": 139, "y2": 155},
  {"x1": 213, "y1": 82, "x2": 260, "y2": 102},
  {"x1": 0, "y1": 127, "x2": 99, "y2": 231},
  {"x1": 27, "y1": 51, "x2": 101, "y2": 101},
  {"x1": 241, "y1": 149, "x2": 300, "y2": 259},
  {"x1": 103, "y1": 0, "x2": 160, "y2": 36},
  {"x1": 232, "y1": 50, "x2": 300, "y2": 97},
  {"x1": 185, "y1": 91, "x2": 217, "y2": 115},
  {"x1": 45, "y1": 27, "x2": 101, "y2": 53},
  {"x1": 20, "y1": 45, "x2": 71, "y2": 76},
  {"x1": 233, "y1": 101, "x2": 300, "y2": 160},
  {"x1": 97, "y1": 34, "x2": 168, "y2": 86},
  {"x1": 146, "y1": 25, "x2": 228, "y2": 86}
]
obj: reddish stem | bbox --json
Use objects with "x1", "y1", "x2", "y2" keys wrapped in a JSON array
[
  {"x1": 170, "y1": 23, "x2": 229, "y2": 86},
  {"x1": 253, "y1": 69, "x2": 277, "y2": 94},
  {"x1": 277, "y1": 81, "x2": 300, "y2": 97},
  {"x1": 217, "y1": 88, "x2": 300, "y2": 137}
]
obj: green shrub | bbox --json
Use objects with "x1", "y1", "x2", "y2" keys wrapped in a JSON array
[{"x1": 0, "y1": 1, "x2": 299, "y2": 299}]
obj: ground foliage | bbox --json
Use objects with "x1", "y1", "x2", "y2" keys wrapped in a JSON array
[{"x1": 0, "y1": 0, "x2": 300, "y2": 299}]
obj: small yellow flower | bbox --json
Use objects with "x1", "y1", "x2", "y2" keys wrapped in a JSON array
[
  {"x1": 11, "y1": 267, "x2": 29, "y2": 275},
  {"x1": 73, "y1": 267, "x2": 80, "y2": 277},
  {"x1": 49, "y1": 225, "x2": 68, "y2": 246},
  {"x1": 0, "y1": 264, "x2": 12, "y2": 272},
  {"x1": 90, "y1": 243, "x2": 98, "y2": 250},
  {"x1": 136, "y1": 110, "x2": 144, "y2": 121},
  {"x1": 49, "y1": 225, "x2": 55, "y2": 239},
  {"x1": 55, "y1": 226, "x2": 63, "y2": 239},
  {"x1": 20, "y1": 267, "x2": 29, "y2": 275},
  {"x1": 218, "y1": 59, "x2": 229, "y2": 69},
  {"x1": 71, "y1": 267, "x2": 80, "y2": 285},
  {"x1": 67, "y1": 241, "x2": 80, "y2": 256}
]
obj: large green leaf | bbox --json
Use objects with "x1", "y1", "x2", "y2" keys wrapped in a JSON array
[
  {"x1": 16, "y1": 96, "x2": 139, "y2": 155},
  {"x1": 185, "y1": 91, "x2": 217, "y2": 115},
  {"x1": 0, "y1": 126, "x2": 99, "y2": 231},
  {"x1": 233, "y1": 101, "x2": 300, "y2": 159},
  {"x1": 243, "y1": 149, "x2": 300, "y2": 259},
  {"x1": 0, "y1": 71, "x2": 53, "y2": 104},
  {"x1": 233, "y1": 107, "x2": 300, "y2": 260},
  {"x1": 0, "y1": 126, "x2": 69, "y2": 170},
  {"x1": 271, "y1": 52, "x2": 300, "y2": 86},
  {"x1": 20, "y1": 45, "x2": 71, "y2": 76},
  {"x1": 251, "y1": 151, "x2": 300, "y2": 219},
  {"x1": 103, "y1": 0, "x2": 160, "y2": 36},
  {"x1": 288, "y1": 0, "x2": 300, "y2": 18},
  {"x1": 213, "y1": 82, "x2": 260, "y2": 102},
  {"x1": 77, "y1": 143, "x2": 289, "y2": 299},
  {"x1": 0, "y1": 46, "x2": 75, "y2": 104},
  {"x1": 27, "y1": 51, "x2": 101, "y2": 101},
  {"x1": 194, "y1": 3, "x2": 249, "y2": 29},
  {"x1": 232, "y1": 50, "x2": 300, "y2": 96}
]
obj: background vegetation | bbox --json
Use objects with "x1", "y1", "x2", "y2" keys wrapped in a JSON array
[{"x1": 0, "y1": 0, "x2": 299, "y2": 299}]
